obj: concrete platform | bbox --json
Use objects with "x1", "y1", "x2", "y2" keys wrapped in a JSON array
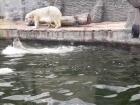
[{"x1": 0, "y1": 20, "x2": 140, "y2": 45}]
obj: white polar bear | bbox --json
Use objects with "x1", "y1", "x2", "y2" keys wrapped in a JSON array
[{"x1": 25, "y1": 6, "x2": 62, "y2": 28}]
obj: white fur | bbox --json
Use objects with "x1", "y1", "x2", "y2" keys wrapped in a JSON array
[{"x1": 25, "y1": 6, "x2": 62, "y2": 28}]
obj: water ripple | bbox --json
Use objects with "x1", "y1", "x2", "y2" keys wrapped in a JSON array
[
  {"x1": 33, "y1": 97, "x2": 96, "y2": 105},
  {"x1": 25, "y1": 92, "x2": 50, "y2": 101}
]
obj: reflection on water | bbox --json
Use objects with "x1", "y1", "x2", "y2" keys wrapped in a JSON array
[
  {"x1": 93, "y1": 84, "x2": 140, "y2": 93},
  {"x1": 0, "y1": 40, "x2": 140, "y2": 105},
  {"x1": 0, "y1": 68, "x2": 14, "y2": 75}
]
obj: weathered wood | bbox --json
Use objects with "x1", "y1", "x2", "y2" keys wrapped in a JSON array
[
  {"x1": 61, "y1": 16, "x2": 76, "y2": 26},
  {"x1": 61, "y1": 13, "x2": 91, "y2": 26}
]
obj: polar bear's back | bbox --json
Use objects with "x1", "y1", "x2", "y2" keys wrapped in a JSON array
[{"x1": 33, "y1": 6, "x2": 62, "y2": 18}]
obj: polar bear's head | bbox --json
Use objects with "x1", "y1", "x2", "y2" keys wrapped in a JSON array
[{"x1": 25, "y1": 13, "x2": 35, "y2": 26}]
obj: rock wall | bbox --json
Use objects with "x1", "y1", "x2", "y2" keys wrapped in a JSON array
[
  {"x1": 126, "y1": 0, "x2": 140, "y2": 28},
  {"x1": 0, "y1": 0, "x2": 133, "y2": 22},
  {"x1": 4, "y1": 0, "x2": 23, "y2": 20},
  {"x1": 60, "y1": 0, "x2": 132, "y2": 22},
  {"x1": 103, "y1": 0, "x2": 133, "y2": 21}
]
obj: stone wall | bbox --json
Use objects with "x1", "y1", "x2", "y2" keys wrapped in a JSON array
[
  {"x1": 0, "y1": 0, "x2": 133, "y2": 22},
  {"x1": 103, "y1": 0, "x2": 133, "y2": 21},
  {"x1": 0, "y1": 0, "x2": 4, "y2": 18},
  {"x1": 60, "y1": 0, "x2": 132, "y2": 22},
  {"x1": 4, "y1": 0, "x2": 23, "y2": 20},
  {"x1": 126, "y1": 0, "x2": 140, "y2": 28}
]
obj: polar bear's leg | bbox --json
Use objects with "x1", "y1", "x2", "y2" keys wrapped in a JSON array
[
  {"x1": 50, "y1": 23, "x2": 55, "y2": 28},
  {"x1": 53, "y1": 18, "x2": 61, "y2": 28},
  {"x1": 47, "y1": 23, "x2": 55, "y2": 28},
  {"x1": 40, "y1": 17, "x2": 51, "y2": 28},
  {"x1": 34, "y1": 16, "x2": 39, "y2": 28},
  {"x1": 58, "y1": 19, "x2": 61, "y2": 27},
  {"x1": 53, "y1": 19, "x2": 59, "y2": 28}
]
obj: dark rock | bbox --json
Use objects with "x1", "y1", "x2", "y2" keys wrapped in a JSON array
[{"x1": 132, "y1": 24, "x2": 140, "y2": 38}]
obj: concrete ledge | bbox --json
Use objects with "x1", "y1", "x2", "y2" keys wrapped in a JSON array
[{"x1": 0, "y1": 20, "x2": 140, "y2": 45}]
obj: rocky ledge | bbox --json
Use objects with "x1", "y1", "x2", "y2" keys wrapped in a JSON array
[{"x1": 0, "y1": 20, "x2": 140, "y2": 46}]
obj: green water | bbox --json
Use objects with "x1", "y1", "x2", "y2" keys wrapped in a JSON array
[{"x1": 0, "y1": 40, "x2": 140, "y2": 105}]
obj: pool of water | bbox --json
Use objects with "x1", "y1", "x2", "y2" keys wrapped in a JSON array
[{"x1": 0, "y1": 40, "x2": 140, "y2": 105}]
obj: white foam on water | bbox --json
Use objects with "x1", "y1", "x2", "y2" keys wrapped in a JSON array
[
  {"x1": 33, "y1": 97, "x2": 96, "y2": 105},
  {"x1": 45, "y1": 74, "x2": 57, "y2": 79},
  {"x1": 0, "y1": 92, "x2": 4, "y2": 96},
  {"x1": 57, "y1": 89, "x2": 71, "y2": 94},
  {"x1": 64, "y1": 92, "x2": 74, "y2": 96},
  {"x1": 93, "y1": 84, "x2": 140, "y2": 93},
  {"x1": 25, "y1": 92, "x2": 50, "y2": 101},
  {"x1": 61, "y1": 80, "x2": 79, "y2": 85},
  {"x1": 1, "y1": 45, "x2": 74, "y2": 56},
  {"x1": 3, "y1": 95, "x2": 31, "y2": 101},
  {"x1": 3, "y1": 92, "x2": 50, "y2": 102},
  {"x1": 0, "y1": 82, "x2": 14, "y2": 87},
  {"x1": 0, "y1": 68, "x2": 14, "y2": 75},
  {"x1": 93, "y1": 84, "x2": 125, "y2": 93},
  {"x1": 103, "y1": 94, "x2": 117, "y2": 98},
  {"x1": 1, "y1": 45, "x2": 28, "y2": 55},
  {"x1": 3, "y1": 94, "x2": 96, "y2": 105},
  {"x1": 130, "y1": 94, "x2": 140, "y2": 101},
  {"x1": 3, "y1": 103, "x2": 15, "y2": 105},
  {"x1": 57, "y1": 88, "x2": 74, "y2": 96}
]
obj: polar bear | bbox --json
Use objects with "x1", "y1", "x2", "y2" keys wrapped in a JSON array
[{"x1": 25, "y1": 6, "x2": 62, "y2": 28}]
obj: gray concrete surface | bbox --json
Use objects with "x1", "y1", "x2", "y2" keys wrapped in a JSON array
[{"x1": 0, "y1": 21, "x2": 139, "y2": 45}]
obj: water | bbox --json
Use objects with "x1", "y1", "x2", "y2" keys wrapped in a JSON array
[{"x1": 0, "y1": 40, "x2": 140, "y2": 105}]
